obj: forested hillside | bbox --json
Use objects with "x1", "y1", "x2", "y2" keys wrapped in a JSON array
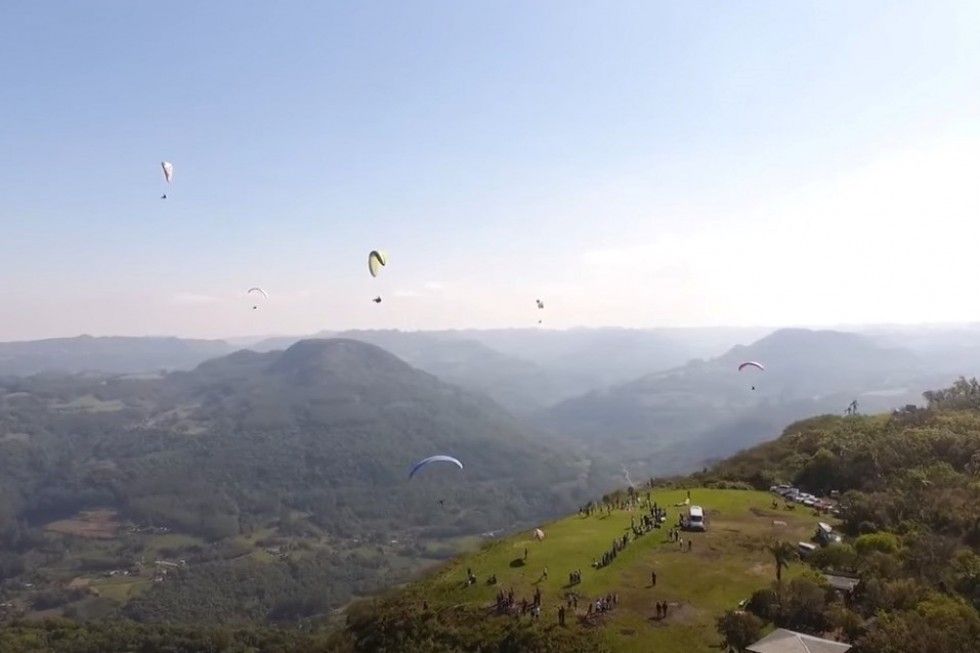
[
  {"x1": 2, "y1": 376, "x2": 977, "y2": 652},
  {"x1": 696, "y1": 378, "x2": 980, "y2": 652},
  {"x1": 321, "y1": 379, "x2": 979, "y2": 652},
  {"x1": 545, "y1": 328, "x2": 936, "y2": 477},
  {"x1": 0, "y1": 339, "x2": 609, "y2": 626}
]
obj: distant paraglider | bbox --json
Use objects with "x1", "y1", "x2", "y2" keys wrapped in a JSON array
[
  {"x1": 369, "y1": 250, "x2": 388, "y2": 303},
  {"x1": 247, "y1": 287, "x2": 268, "y2": 310},
  {"x1": 160, "y1": 161, "x2": 174, "y2": 199},
  {"x1": 409, "y1": 455, "x2": 463, "y2": 479},
  {"x1": 536, "y1": 299, "x2": 544, "y2": 324},
  {"x1": 738, "y1": 361, "x2": 765, "y2": 390}
]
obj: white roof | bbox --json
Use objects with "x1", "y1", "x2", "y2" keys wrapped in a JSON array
[{"x1": 747, "y1": 628, "x2": 851, "y2": 653}]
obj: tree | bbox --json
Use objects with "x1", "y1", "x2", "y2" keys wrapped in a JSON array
[
  {"x1": 923, "y1": 377, "x2": 980, "y2": 410},
  {"x1": 855, "y1": 595, "x2": 980, "y2": 653},
  {"x1": 767, "y1": 540, "x2": 798, "y2": 585},
  {"x1": 809, "y1": 543, "x2": 858, "y2": 572},
  {"x1": 716, "y1": 610, "x2": 764, "y2": 652},
  {"x1": 855, "y1": 532, "x2": 899, "y2": 556},
  {"x1": 781, "y1": 577, "x2": 829, "y2": 632}
]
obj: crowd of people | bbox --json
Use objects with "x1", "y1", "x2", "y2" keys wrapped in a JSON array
[
  {"x1": 474, "y1": 492, "x2": 691, "y2": 630},
  {"x1": 494, "y1": 586, "x2": 543, "y2": 617},
  {"x1": 585, "y1": 593, "x2": 618, "y2": 619},
  {"x1": 591, "y1": 500, "x2": 670, "y2": 569}
]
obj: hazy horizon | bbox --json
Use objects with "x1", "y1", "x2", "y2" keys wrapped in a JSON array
[
  {"x1": 4, "y1": 319, "x2": 980, "y2": 346},
  {"x1": 3, "y1": 2, "x2": 979, "y2": 340}
]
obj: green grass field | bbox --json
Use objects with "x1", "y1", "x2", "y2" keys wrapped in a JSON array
[{"x1": 399, "y1": 488, "x2": 824, "y2": 652}]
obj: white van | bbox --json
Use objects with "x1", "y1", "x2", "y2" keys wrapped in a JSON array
[{"x1": 685, "y1": 505, "x2": 706, "y2": 531}]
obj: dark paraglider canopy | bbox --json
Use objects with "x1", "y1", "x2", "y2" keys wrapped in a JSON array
[{"x1": 372, "y1": 296, "x2": 382, "y2": 304}]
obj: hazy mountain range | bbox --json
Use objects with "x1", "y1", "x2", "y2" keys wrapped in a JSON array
[
  {"x1": 543, "y1": 328, "x2": 958, "y2": 477},
  {"x1": 1, "y1": 325, "x2": 977, "y2": 483}
]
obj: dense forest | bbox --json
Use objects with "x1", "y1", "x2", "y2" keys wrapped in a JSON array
[
  {"x1": 0, "y1": 339, "x2": 608, "y2": 626},
  {"x1": 700, "y1": 378, "x2": 980, "y2": 652}
]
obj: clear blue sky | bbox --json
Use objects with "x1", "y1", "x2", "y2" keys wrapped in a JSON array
[{"x1": 2, "y1": 1, "x2": 978, "y2": 339}]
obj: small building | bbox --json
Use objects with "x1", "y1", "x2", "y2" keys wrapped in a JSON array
[
  {"x1": 824, "y1": 574, "x2": 860, "y2": 595},
  {"x1": 747, "y1": 628, "x2": 852, "y2": 653}
]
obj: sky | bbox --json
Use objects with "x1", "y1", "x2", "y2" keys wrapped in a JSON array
[{"x1": 1, "y1": 1, "x2": 979, "y2": 340}]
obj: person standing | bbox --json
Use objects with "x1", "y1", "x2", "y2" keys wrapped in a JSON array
[{"x1": 651, "y1": 570, "x2": 657, "y2": 586}]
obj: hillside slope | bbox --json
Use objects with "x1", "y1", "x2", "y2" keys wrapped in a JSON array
[
  {"x1": 329, "y1": 487, "x2": 822, "y2": 653},
  {"x1": 325, "y1": 380, "x2": 980, "y2": 653},
  {"x1": 0, "y1": 339, "x2": 610, "y2": 624},
  {"x1": 544, "y1": 329, "x2": 929, "y2": 476}
]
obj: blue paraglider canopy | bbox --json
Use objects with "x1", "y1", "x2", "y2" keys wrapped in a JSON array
[{"x1": 409, "y1": 455, "x2": 463, "y2": 479}]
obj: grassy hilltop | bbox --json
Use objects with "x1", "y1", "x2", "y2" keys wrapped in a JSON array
[
  {"x1": 330, "y1": 380, "x2": 980, "y2": 653},
  {"x1": 333, "y1": 487, "x2": 819, "y2": 653}
]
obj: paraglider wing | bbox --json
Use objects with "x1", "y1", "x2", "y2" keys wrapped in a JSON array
[
  {"x1": 737, "y1": 361, "x2": 765, "y2": 372},
  {"x1": 161, "y1": 161, "x2": 174, "y2": 184},
  {"x1": 409, "y1": 455, "x2": 463, "y2": 479},
  {"x1": 533, "y1": 528, "x2": 545, "y2": 541},
  {"x1": 368, "y1": 250, "x2": 388, "y2": 277},
  {"x1": 536, "y1": 299, "x2": 544, "y2": 309},
  {"x1": 247, "y1": 287, "x2": 269, "y2": 299}
]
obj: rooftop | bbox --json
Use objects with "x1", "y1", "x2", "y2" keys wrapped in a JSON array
[{"x1": 747, "y1": 628, "x2": 852, "y2": 653}]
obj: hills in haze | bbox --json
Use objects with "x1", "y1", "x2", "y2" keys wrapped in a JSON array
[
  {"x1": 250, "y1": 327, "x2": 769, "y2": 414},
  {"x1": 0, "y1": 339, "x2": 607, "y2": 623},
  {"x1": 0, "y1": 335, "x2": 233, "y2": 376},
  {"x1": 2, "y1": 326, "x2": 978, "y2": 485},
  {"x1": 543, "y1": 328, "x2": 952, "y2": 476}
]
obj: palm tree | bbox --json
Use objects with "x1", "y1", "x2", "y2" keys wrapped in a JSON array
[{"x1": 766, "y1": 540, "x2": 797, "y2": 584}]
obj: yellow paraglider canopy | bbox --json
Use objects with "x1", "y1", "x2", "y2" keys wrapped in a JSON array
[{"x1": 368, "y1": 250, "x2": 388, "y2": 277}]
